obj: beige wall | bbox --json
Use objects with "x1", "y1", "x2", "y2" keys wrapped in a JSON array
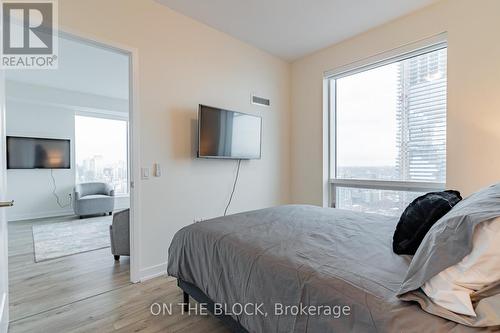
[
  {"x1": 291, "y1": 0, "x2": 500, "y2": 205},
  {"x1": 52, "y1": 0, "x2": 500, "y2": 276},
  {"x1": 58, "y1": 0, "x2": 291, "y2": 276}
]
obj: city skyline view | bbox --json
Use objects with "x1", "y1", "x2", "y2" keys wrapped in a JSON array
[
  {"x1": 75, "y1": 115, "x2": 129, "y2": 195},
  {"x1": 333, "y1": 48, "x2": 447, "y2": 216}
]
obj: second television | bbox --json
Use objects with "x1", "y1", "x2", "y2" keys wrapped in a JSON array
[{"x1": 7, "y1": 136, "x2": 71, "y2": 169}]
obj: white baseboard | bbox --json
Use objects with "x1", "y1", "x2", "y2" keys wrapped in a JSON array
[
  {"x1": 8, "y1": 209, "x2": 73, "y2": 222},
  {"x1": 8, "y1": 201, "x2": 130, "y2": 222},
  {"x1": 0, "y1": 292, "x2": 8, "y2": 333},
  {"x1": 140, "y1": 262, "x2": 167, "y2": 282}
]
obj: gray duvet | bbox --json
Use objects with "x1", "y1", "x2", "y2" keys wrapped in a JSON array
[{"x1": 167, "y1": 205, "x2": 490, "y2": 332}]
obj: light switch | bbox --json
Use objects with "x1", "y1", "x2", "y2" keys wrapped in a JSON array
[
  {"x1": 141, "y1": 167, "x2": 150, "y2": 180},
  {"x1": 154, "y1": 163, "x2": 161, "y2": 177}
]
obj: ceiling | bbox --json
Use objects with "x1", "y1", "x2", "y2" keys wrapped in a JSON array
[
  {"x1": 6, "y1": 36, "x2": 129, "y2": 100},
  {"x1": 157, "y1": 0, "x2": 439, "y2": 61}
]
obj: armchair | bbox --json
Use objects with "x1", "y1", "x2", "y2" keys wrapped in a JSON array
[
  {"x1": 73, "y1": 182, "x2": 115, "y2": 218},
  {"x1": 109, "y1": 208, "x2": 130, "y2": 261}
]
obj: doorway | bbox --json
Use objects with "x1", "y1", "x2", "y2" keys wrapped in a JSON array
[{"x1": 2, "y1": 32, "x2": 137, "y2": 324}]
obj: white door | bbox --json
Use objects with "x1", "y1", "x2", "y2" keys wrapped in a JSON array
[{"x1": 0, "y1": 69, "x2": 11, "y2": 333}]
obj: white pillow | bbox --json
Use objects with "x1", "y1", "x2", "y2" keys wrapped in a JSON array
[{"x1": 422, "y1": 216, "x2": 500, "y2": 317}]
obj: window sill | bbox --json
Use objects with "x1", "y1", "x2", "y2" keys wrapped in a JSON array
[{"x1": 329, "y1": 179, "x2": 444, "y2": 192}]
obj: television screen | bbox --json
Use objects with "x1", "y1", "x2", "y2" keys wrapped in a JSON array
[
  {"x1": 198, "y1": 105, "x2": 261, "y2": 159},
  {"x1": 7, "y1": 136, "x2": 71, "y2": 169}
]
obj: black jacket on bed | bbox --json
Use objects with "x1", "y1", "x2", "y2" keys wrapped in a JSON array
[{"x1": 393, "y1": 190, "x2": 462, "y2": 255}]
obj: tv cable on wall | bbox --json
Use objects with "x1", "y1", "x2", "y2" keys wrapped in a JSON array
[
  {"x1": 50, "y1": 169, "x2": 72, "y2": 208},
  {"x1": 224, "y1": 159, "x2": 242, "y2": 216}
]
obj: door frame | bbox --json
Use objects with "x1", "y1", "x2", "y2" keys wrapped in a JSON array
[
  {"x1": 57, "y1": 29, "x2": 142, "y2": 283},
  {"x1": 0, "y1": 69, "x2": 9, "y2": 333}
]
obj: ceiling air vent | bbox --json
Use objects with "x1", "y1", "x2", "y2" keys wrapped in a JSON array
[{"x1": 251, "y1": 94, "x2": 270, "y2": 107}]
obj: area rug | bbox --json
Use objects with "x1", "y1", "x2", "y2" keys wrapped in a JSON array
[{"x1": 32, "y1": 215, "x2": 112, "y2": 262}]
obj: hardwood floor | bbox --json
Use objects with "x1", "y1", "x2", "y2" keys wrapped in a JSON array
[
  {"x1": 7, "y1": 216, "x2": 229, "y2": 332},
  {"x1": 8, "y1": 216, "x2": 130, "y2": 323},
  {"x1": 9, "y1": 277, "x2": 230, "y2": 333}
]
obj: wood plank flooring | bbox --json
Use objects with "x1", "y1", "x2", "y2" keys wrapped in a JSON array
[
  {"x1": 8, "y1": 216, "x2": 131, "y2": 322},
  {"x1": 7, "y1": 216, "x2": 229, "y2": 332},
  {"x1": 9, "y1": 277, "x2": 230, "y2": 333}
]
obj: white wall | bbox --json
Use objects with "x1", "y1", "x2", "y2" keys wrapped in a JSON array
[
  {"x1": 6, "y1": 100, "x2": 75, "y2": 220},
  {"x1": 6, "y1": 81, "x2": 130, "y2": 221},
  {"x1": 291, "y1": 0, "x2": 500, "y2": 205},
  {"x1": 58, "y1": 0, "x2": 291, "y2": 278}
]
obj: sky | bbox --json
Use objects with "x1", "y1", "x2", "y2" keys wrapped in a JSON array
[
  {"x1": 334, "y1": 62, "x2": 399, "y2": 168},
  {"x1": 75, "y1": 115, "x2": 127, "y2": 165}
]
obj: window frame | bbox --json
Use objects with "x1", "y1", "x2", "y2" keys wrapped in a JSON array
[
  {"x1": 74, "y1": 112, "x2": 130, "y2": 196},
  {"x1": 325, "y1": 36, "x2": 448, "y2": 209}
]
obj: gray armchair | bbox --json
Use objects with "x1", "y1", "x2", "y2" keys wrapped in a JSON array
[
  {"x1": 110, "y1": 208, "x2": 130, "y2": 261},
  {"x1": 73, "y1": 182, "x2": 115, "y2": 218}
]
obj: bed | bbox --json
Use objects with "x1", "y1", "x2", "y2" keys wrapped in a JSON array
[{"x1": 167, "y1": 205, "x2": 488, "y2": 332}]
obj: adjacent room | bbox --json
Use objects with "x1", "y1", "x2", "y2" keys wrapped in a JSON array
[
  {"x1": 0, "y1": 0, "x2": 499, "y2": 333},
  {"x1": 5, "y1": 35, "x2": 132, "y2": 322}
]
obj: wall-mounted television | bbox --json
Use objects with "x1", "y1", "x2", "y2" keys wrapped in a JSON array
[
  {"x1": 7, "y1": 136, "x2": 71, "y2": 169},
  {"x1": 198, "y1": 105, "x2": 262, "y2": 160}
]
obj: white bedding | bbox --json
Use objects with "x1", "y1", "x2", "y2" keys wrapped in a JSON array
[{"x1": 422, "y1": 217, "x2": 500, "y2": 316}]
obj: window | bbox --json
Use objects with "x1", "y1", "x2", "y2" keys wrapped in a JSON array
[
  {"x1": 328, "y1": 45, "x2": 447, "y2": 216},
  {"x1": 75, "y1": 115, "x2": 128, "y2": 195}
]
